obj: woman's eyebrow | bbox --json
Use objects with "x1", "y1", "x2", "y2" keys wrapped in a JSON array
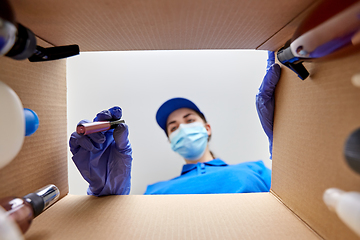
[
  {"x1": 168, "y1": 120, "x2": 177, "y2": 126},
  {"x1": 183, "y1": 113, "x2": 193, "y2": 119}
]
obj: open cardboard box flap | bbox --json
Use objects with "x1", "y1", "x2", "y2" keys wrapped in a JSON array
[
  {"x1": 25, "y1": 193, "x2": 319, "y2": 240},
  {"x1": 0, "y1": 0, "x2": 360, "y2": 239}
]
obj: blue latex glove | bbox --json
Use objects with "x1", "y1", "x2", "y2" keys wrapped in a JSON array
[
  {"x1": 256, "y1": 51, "x2": 281, "y2": 159},
  {"x1": 69, "y1": 106, "x2": 132, "y2": 196}
]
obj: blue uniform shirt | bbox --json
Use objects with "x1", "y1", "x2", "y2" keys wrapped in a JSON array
[{"x1": 144, "y1": 159, "x2": 271, "y2": 194}]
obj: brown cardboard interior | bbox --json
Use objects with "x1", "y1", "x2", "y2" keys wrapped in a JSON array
[
  {"x1": 273, "y1": 51, "x2": 360, "y2": 239},
  {"x1": 0, "y1": 38, "x2": 69, "y2": 200},
  {"x1": 9, "y1": 0, "x2": 318, "y2": 51},
  {"x1": 0, "y1": 0, "x2": 359, "y2": 239},
  {"x1": 25, "y1": 193, "x2": 319, "y2": 240}
]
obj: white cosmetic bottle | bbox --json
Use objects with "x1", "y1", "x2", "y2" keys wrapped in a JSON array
[
  {"x1": 0, "y1": 80, "x2": 25, "y2": 169},
  {"x1": 323, "y1": 188, "x2": 360, "y2": 237},
  {"x1": 0, "y1": 80, "x2": 39, "y2": 169},
  {"x1": 0, "y1": 80, "x2": 29, "y2": 240}
]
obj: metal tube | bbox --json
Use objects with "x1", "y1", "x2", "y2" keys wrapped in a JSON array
[{"x1": 76, "y1": 119, "x2": 125, "y2": 135}]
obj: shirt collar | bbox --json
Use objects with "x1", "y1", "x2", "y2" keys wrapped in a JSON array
[{"x1": 181, "y1": 159, "x2": 228, "y2": 175}]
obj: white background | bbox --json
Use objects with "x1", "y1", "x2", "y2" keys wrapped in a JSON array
[{"x1": 67, "y1": 50, "x2": 271, "y2": 195}]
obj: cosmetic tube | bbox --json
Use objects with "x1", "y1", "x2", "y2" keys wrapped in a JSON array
[
  {"x1": 0, "y1": 184, "x2": 60, "y2": 234},
  {"x1": 76, "y1": 119, "x2": 125, "y2": 135}
]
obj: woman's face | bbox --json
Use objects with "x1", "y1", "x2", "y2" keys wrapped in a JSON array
[{"x1": 166, "y1": 108, "x2": 211, "y2": 137}]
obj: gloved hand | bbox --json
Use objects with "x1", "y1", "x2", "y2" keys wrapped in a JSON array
[
  {"x1": 256, "y1": 51, "x2": 281, "y2": 159},
  {"x1": 69, "y1": 106, "x2": 132, "y2": 196}
]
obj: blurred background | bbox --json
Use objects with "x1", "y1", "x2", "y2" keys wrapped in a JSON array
[{"x1": 67, "y1": 50, "x2": 270, "y2": 195}]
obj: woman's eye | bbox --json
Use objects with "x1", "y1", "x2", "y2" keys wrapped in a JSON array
[
  {"x1": 187, "y1": 119, "x2": 194, "y2": 123},
  {"x1": 170, "y1": 126, "x2": 178, "y2": 132}
]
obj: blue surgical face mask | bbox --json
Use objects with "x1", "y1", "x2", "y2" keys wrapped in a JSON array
[{"x1": 169, "y1": 122, "x2": 208, "y2": 161}]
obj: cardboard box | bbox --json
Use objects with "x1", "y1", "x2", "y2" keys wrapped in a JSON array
[{"x1": 0, "y1": 0, "x2": 360, "y2": 239}]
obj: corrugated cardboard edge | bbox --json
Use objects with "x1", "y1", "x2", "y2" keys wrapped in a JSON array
[
  {"x1": 257, "y1": 0, "x2": 321, "y2": 51},
  {"x1": 26, "y1": 193, "x2": 321, "y2": 240},
  {"x1": 270, "y1": 190, "x2": 324, "y2": 240},
  {"x1": 12, "y1": 0, "x2": 317, "y2": 51},
  {"x1": 35, "y1": 35, "x2": 56, "y2": 48}
]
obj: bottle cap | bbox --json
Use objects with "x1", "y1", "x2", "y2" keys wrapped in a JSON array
[
  {"x1": 24, "y1": 184, "x2": 60, "y2": 218},
  {"x1": 24, "y1": 108, "x2": 39, "y2": 136},
  {"x1": 323, "y1": 188, "x2": 345, "y2": 212}
]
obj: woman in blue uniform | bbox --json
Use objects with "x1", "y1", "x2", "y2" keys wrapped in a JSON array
[
  {"x1": 69, "y1": 52, "x2": 280, "y2": 196},
  {"x1": 144, "y1": 97, "x2": 272, "y2": 194}
]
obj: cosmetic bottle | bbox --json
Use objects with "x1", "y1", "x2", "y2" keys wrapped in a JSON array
[
  {"x1": 0, "y1": 184, "x2": 60, "y2": 234},
  {"x1": 0, "y1": 80, "x2": 39, "y2": 169},
  {"x1": 323, "y1": 188, "x2": 360, "y2": 237}
]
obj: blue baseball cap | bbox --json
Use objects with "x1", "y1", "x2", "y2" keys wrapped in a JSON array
[{"x1": 156, "y1": 97, "x2": 205, "y2": 133}]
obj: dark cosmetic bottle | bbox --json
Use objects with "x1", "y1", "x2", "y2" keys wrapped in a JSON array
[{"x1": 0, "y1": 184, "x2": 59, "y2": 234}]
